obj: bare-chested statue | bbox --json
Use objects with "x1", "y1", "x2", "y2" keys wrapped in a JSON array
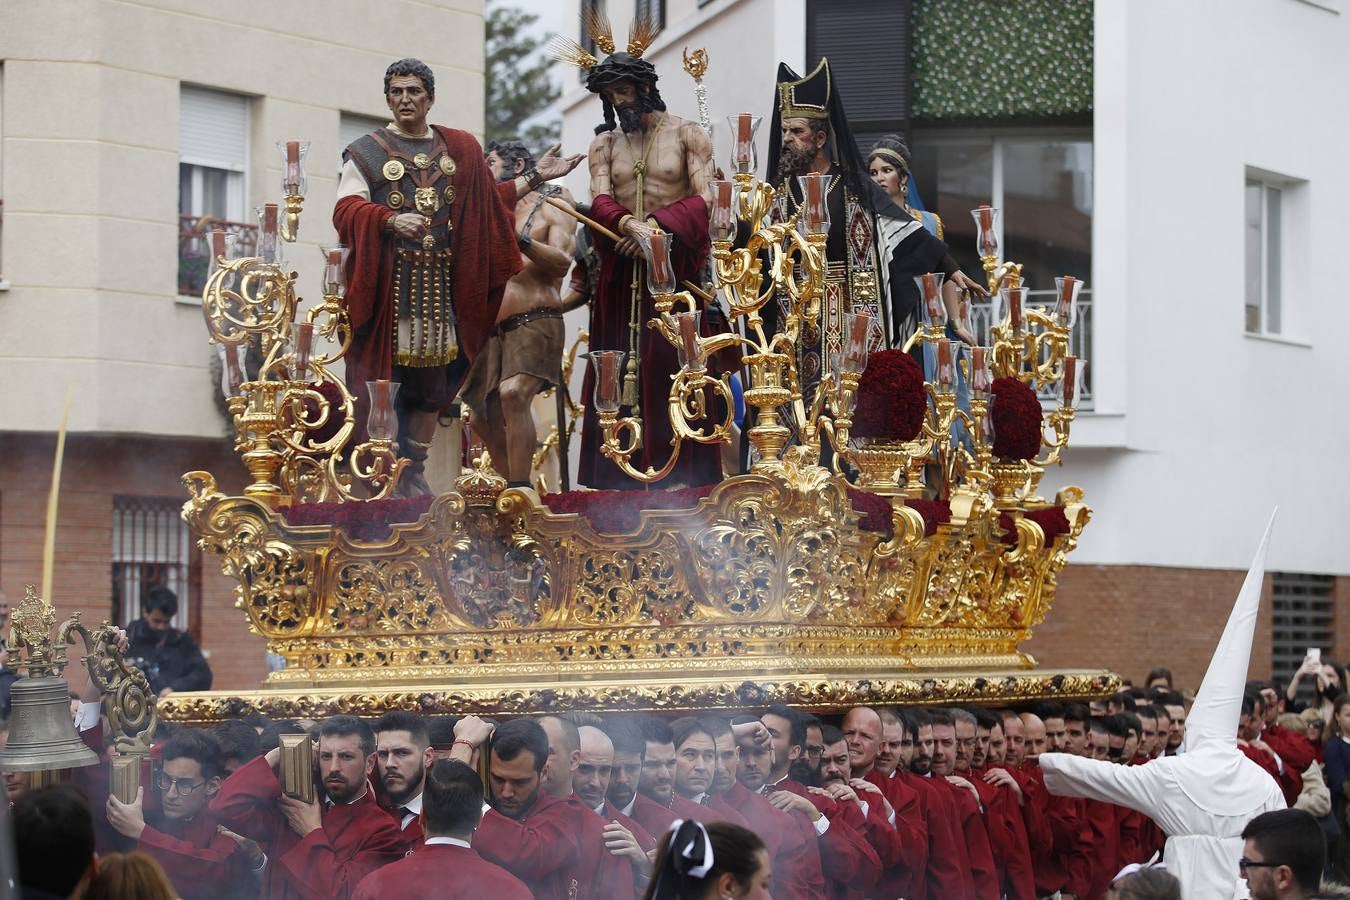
[
  {"x1": 563, "y1": 37, "x2": 723, "y2": 489},
  {"x1": 458, "y1": 141, "x2": 579, "y2": 486}
]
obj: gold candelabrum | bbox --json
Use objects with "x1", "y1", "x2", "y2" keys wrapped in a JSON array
[
  {"x1": 593, "y1": 170, "x2": 868, "y2": 482},
  {"x1": 203, "y1": 144, "x2": 405, "y2": 505}
]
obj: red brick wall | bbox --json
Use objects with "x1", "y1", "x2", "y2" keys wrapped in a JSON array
[
  {"x1": 0, "y1": 432, "x2": 267, "y2": 691},
  {"x1": 1024, "y1": 563, "x2": 1276, "y2": 694}
]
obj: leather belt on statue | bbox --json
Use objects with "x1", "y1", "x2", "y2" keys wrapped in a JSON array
[{"x1": 498, "y1": 307, "x2": 563, "y2": 335}]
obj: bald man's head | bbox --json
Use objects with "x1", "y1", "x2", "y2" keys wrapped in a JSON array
[
  {"x1": 539, "y1": 716, "x2": 580, "y2": 799},
  {"x1": 573, "y1": 726, "x2": 614, "y2": 808},
  {"x1": 841, "y1": 707, "x2": 882, "y2": 777},
  {"x1": 1020, "y1": 713, "x2": 1047, "y2": 759}
]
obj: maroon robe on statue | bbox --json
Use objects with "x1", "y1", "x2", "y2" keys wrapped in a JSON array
[
  {"x1": 351, "y1": 841, "x2": 532, "y2": 900},
  {"x1": 210, "y1": 756, "x2": 403, "y2": 900},
  {"x1": 474, "y1": 794, "x2": 583, "y2": 900},
  {"x1": 578, "y1": 193, "x2": 723, "y2": 488},
  {"x1": 333, "y1": 126, "x2": 520, "y2": 420},
  {"x1": 137, "y1": 810, "x2": 250, "y2": 900}
]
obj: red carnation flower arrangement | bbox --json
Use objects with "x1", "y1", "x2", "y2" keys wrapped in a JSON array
[
  {"x1": 990, "y1": 376, "x2": 1043, "y2": 460},
  {"x1": 851, "y1": 350, "x2": 927, "y2": 442}
]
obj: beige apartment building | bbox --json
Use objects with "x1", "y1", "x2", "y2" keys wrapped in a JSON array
[{"x1": 0, "y1": 0, "x2": 488, "y2": 689}]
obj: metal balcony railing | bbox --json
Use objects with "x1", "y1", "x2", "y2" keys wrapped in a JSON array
[
  {"x1": 968, "y1": 293, "x2": 1093, "y2": 409},
  {"x1": 178, "y1": 215, "x2": 258, "y2": 296}
]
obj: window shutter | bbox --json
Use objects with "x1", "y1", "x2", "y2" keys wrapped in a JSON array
[
  {"x1": 806, "y1": 0, "x2": 913, "y2": 154},
  {"x1": 339, "y1": 113, "x2": 385, "y2": 154},
  {"x1": 179, "y1": 86, "x2": 249, "y2": 172}
]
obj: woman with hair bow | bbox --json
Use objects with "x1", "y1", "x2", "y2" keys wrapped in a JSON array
[{"x1": 642, "y1": 820, "x2": 771, "y2": 900}]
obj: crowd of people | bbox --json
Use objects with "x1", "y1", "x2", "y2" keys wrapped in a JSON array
[{"x1": 5, "y1": 660, "x2": 1349, "y2": 900}]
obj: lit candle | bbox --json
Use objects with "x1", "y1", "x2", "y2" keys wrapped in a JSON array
[
  {"x1": 1056, "y1": 275, "x2": 1077, "y2": 324},
  {"x1": 285, "y1": 141, "x2": 301, "y2": 193},
  {"x1": 678, "y1": 312, "x2": 700, "y2": 365},
  {"x1": 1062, "y1": 355, "x2": 1078, "y2": 407}
]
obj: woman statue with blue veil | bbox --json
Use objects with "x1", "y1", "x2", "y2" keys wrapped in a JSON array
[{"x1": 868, "y1": 135, "x2": 975, "y2": 464}]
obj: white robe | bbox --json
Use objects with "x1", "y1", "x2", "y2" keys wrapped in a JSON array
[{"x1": 1040, "y1": 744, "x2": 1285, "y2": 900}]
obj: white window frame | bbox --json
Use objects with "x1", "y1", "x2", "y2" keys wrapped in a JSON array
[
  {"x1": 179, "y1": 85, "x2": 250, "y2": 223},
  {"x1": 1245, "y1": 176, "x2": 1284, "y2": 338},
  {"x1": 912, "y1": 128, "x2": 1095, "y2": 407}
]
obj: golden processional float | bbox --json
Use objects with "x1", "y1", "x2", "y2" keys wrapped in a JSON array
[{"x1": 159, "y1": 133, "x2": 1117, "y2": 726}]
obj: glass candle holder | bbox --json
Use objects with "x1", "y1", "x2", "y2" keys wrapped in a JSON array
[
  {"x1": 913, "y1": 272, "x2": 947, "y2": 329},
  {"x1": 639, "y1": 231, "x2": 676, "y2": 296},
  {"x1": 321, "y1": 245, "x2": 350, "y2": 298},
  {"x1": 839, "y1": 310, "x2": 872, "y2": 376},
  {"x1": 256, "y1": 204, "x2": 282, "y2": 265},
  {"x1": 290, "y1": 322, "x2": 317, "y2": 382},
  {"x1": 727, "y1": 113, "x2": 762, "y2": 176},
  {"x1": 995, "y1": 286, "x2": 1027, "y2": 338},
  {"x1": 277, "y1": 140, "x2": 310, "y2": 198},
  {"x1": 936, "y1": 339, "x2": 955, "y2": 391},
  {"x1": 588, "y1": 350, "x2": 627, "y2": 413},
  {"x1": 219, "y1": 342, "x2": 249, "y2": 399},
  {"x1": 208, "y1": 229, "x2": 240, "y2": 278},
  {"x1": 1061, "y1": 355, "x2": 1085, "y2": 410},
  {"x1": 366, "y1": 380, "x2": 400, "y2": 441},
  {"x1": 797, "y1": 173, "x2": 831, "y2": 237},
  {"x1": 709, "y1": 180, "x2": 735, "y2": 243},
  {"x1": 970, "y1": 346, "x2": 992, "y2": 399},
  {"x1": 674, "y1": 310, "x2": 705, "y2": 372},
  {"x1": 971, "y1": 205, "x2": 1001, "y2": 259},
  {"x1": 1054, "y1": 275, "x2": 1083, "y2": 329}
]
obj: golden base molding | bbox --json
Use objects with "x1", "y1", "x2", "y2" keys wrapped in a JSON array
[{"x1": 158, "y1": 668, "x2": 1121, "y2": 726}]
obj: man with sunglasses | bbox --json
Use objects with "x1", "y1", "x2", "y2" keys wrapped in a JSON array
[
  {"x1": 1240, "y1": 808, "x2": 1335, "y2": 900},
  {"x1": 106, "y1": 729, "x2": 261, "y2": 899}
]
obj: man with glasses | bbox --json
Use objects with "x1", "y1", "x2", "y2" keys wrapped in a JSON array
[
  {"x1": 1240, "y1": 808, "x2": 1333, "y2": 900},
  {"x1": 106, "y1": 729, "x2": 262, "y2": 898}
]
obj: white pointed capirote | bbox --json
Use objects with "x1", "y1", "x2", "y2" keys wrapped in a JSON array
[{"x1": 1037, "y1": 511, "x2": 1285, "y2": 900}]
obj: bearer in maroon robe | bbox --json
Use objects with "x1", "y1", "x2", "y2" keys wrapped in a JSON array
[
  {"x1": 450, "y1": 717, "x2": 585, "y2": 900},
  {"x1": 210, "y1": 715, "x2": 403, "y2": 900},
  {"x1": 352, "y1": 759, "x2": 530, "y2": 900},
  {"x1": 104, "y1": 730, "x2": 257, "y2": 900},
  {"x1": 574, "y1": 47, "x2": 725, "y2": 488}
]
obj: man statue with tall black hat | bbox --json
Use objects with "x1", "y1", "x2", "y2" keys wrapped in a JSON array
[
  {"x1": 553, "y1": 13, "x2": 725, "y2": 489},
  {"x1": 765, "y1": 59, "x2": 987, "y2": 403}
]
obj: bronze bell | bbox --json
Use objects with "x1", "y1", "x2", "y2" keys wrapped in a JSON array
[{"x1": 0, "y1": 675, "x2": 99, "y2": 772}]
